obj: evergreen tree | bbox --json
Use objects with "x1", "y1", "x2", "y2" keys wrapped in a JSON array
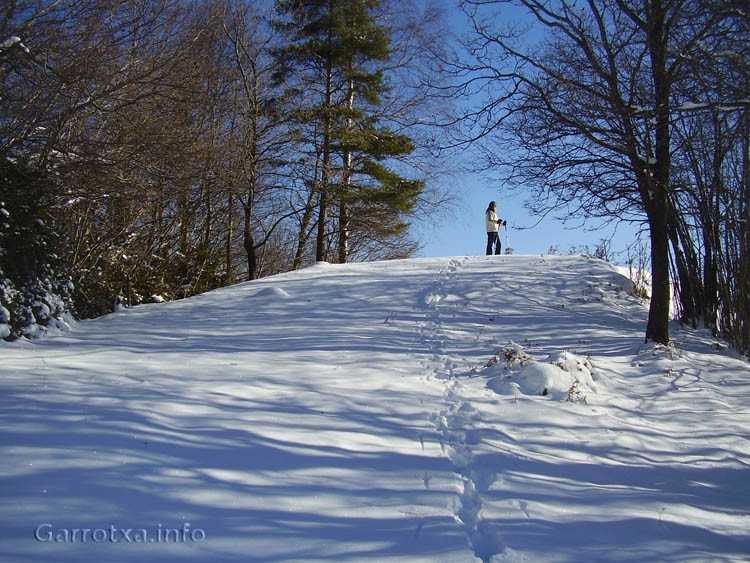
[
  {"x1": 0, "y1": 159, "x2": 73, "y2": 340},
  {"x1": 273, "y1": 0, "x2": 423, "y2": 263}
]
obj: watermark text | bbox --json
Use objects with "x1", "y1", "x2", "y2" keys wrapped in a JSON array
[{"x1": 34, "y1": 523, "x2": 206, "y2": 543}]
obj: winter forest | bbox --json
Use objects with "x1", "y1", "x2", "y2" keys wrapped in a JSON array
[{"x1": 1, "y1": 0, "x2": 748, "y2": 355}]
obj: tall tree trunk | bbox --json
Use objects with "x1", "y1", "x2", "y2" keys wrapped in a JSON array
[
  {"x1": 740, "y1": 109, "x2": 750, "y2": 353},
  {"x1": 645, "y1": 196, "x2": 671, "y2": 344},
  {"x1": 338, "y1": 77, "x2": 355, "y2": 264},
  {"x1": 316, "y1": 177, "x2": 329, "y2": 262},
  {"x1": 243, "y1": 198, "x2": 257, "y2": 280},
  {"x1": 644, "y1": 0, "x2": 672, "y2": 345},
  {"x1": 225, "y1": 191, "x2": 233, "y2": 283},
  {"x1": 316, "y1": 3, "x2": 335, "y2": 263}
]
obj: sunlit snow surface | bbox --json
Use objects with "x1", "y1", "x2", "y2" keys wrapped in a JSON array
[{"x1": 2, "y1": 255, "x2": 749, "y2": 562}]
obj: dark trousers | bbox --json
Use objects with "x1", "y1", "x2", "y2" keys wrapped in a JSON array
[{"x1": 486, "y1": 231, "x2": 501, "y2": 255}]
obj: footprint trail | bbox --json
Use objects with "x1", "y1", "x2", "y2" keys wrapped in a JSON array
[{"x1": 418, "y1": 257, "x2": 506, "y2": 562}]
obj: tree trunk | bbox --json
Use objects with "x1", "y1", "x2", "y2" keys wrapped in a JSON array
[
  {"x1": 225, "y1": 192, "x2": 233, "y2": 283},
  {"x1": 316, "y1": 5, "x2": 335, "y2": 263},
  {"x1": 293, "y1": 190, "x2": 316, "y2": 270},
  {"x1": 645, "y1": 197, "x2": 671, "y2": 344},
  {"x1": 643, "y1": 0, "x2": 672, "y2": 345},
  {"x1": 668, "y1": 209, "x2": 702, "y2": 328},
  {"x1": 244, "y1": 201, "x2": 257, "y2": 280},
  {"x1": 316, "y1": 181, "x2": 329, "y2": 262},
  {"x1": 740, "y1": 109, "x2": 750, "y2": 353},
  {"x1": 338, "y1": 77, "x2": 355, "y2": 264}
]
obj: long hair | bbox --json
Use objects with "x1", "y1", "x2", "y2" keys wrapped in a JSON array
[{"x1": 486, "y1": 201, "x2": 497, "y2": 213}]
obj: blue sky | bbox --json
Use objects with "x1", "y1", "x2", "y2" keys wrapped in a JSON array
[
  {"x1": 414, "y1": 1, "x2": 646, "y2": 265},
  {"x1": 415, "y1": 172, "x2": 645, "y2": 265}
]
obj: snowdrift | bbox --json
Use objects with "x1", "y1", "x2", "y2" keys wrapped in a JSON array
[{"x1": 2, "y1": 255, "x2": 749, "y2": 562}]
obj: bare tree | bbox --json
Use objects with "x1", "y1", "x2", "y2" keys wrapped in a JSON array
[
  {"x1": 666, "y1": 0, "x2": 750, "y2": 353},
  {"x1": 222, "y1": 0, "x2": 300, "y2": 280},
  {"x1": 0, "y1": 0, "x2": 468, "y2": 328},
  {"x1": 457, "y1": 0, "x2": 733, "y2": 345}
]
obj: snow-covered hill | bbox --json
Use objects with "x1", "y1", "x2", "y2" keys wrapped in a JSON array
[{"x1": 2, "y1": 255, "x2": 749, "y2": 562}]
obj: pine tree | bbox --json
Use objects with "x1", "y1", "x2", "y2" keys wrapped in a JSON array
[{"x1": 273, "y1": 0, "x2": 423, "y2": 263}]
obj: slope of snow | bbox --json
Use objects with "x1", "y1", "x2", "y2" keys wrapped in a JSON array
[{"x1": 1, "y1": 255, "x2": 748, "y2": 562}]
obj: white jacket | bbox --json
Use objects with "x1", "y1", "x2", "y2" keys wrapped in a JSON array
[{"x1": 486, "y1": 209, "x2": 500, "y2": 232}]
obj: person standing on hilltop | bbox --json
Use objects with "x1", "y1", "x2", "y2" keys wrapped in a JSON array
[{"x1": 485, "y1": 201, "x2": 507, "y2": 255}]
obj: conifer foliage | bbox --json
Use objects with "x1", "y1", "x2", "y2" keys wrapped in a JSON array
[
  {"x1": 0, "y1": 159, "x2": 73, "y2": 339},
  {"x1": 273, "y1": 0, "x2": 424, "y2": 263}
]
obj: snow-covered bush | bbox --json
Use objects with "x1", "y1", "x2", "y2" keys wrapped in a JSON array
[
  {"x1": 482, "y1": 343, "x2": 596, "y2": 402},
  {"x1": 0, "y1": 159, "x2": 74, "y2": 341}
]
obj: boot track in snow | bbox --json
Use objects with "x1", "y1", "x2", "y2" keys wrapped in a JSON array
[{"x1": 418, "y1": 257, "x2": 506, "y2": 562}]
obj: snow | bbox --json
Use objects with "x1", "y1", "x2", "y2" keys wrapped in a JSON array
[
  {"x1": 0, "y1": 36, "x2": 29, "y2": 53},
  {"x1": 1, "y1": 255, "x2": 749, "y2": 562},
  {"x1": 484, "y1": 349, "x2": 596, "y2": 401}
]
